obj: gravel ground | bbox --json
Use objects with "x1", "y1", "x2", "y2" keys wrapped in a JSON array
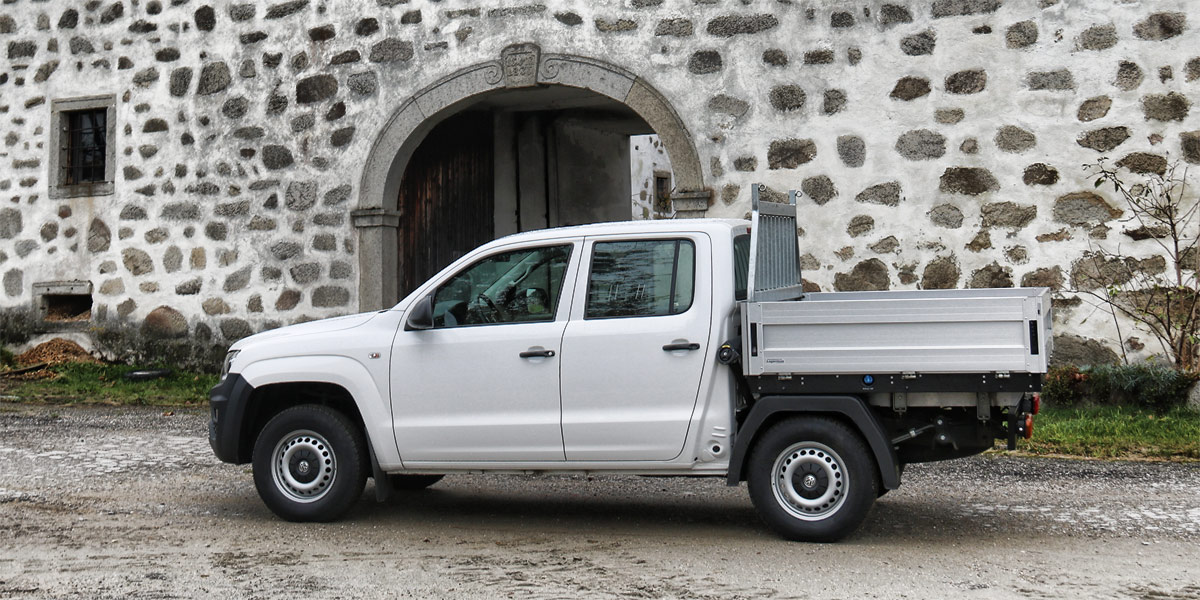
[{"x1": 1, "y1": 402, "x2": 1198, "y2": 599}]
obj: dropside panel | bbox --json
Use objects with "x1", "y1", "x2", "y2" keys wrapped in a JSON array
[{"x1": 743, "y1": 288, "x2": 1051, "y2": 376}]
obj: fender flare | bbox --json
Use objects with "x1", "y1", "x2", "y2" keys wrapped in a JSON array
[
  {"x1": 208, "y1": 373, "x2": 256, "y2": 464},
  {"x1": 208, "y1": 356, "x2": 400, "y2": 468},
  {"x1": 725, "y1": 395, "x2": 901, "y2": 490}
]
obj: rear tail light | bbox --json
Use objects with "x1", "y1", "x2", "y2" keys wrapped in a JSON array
[
  {"x1": 1024, "y1": 414, "x2": 1034, "y2": 439},
  {"x1": 1031, "y1": 393, "x2": 1041, "y2": 415}
]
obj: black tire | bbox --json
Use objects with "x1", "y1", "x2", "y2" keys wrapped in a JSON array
[
  {"x1": 746, "y1": 417, "x2": 878, "y2": 542},
  {"x1": 252, "y1": 404, "x2": 367, "y2": 522},
  {"x1": 388, "y1": 474, "x2": 444, "y2": 491},
  {"x1": 123, "y1": 368, "x2": 172, "y2": 381}
]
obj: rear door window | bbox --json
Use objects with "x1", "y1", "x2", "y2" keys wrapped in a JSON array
[{"x1": 585, "y1": 239, "x2": 695, "y2": 319}]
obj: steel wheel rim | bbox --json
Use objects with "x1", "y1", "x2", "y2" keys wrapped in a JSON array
[
  {"x1": 771, "y1": 441, "x2": 848, "y2": 521},
  {"x1": 271, "y1": 429, "x2": 337, "y2": 503}
]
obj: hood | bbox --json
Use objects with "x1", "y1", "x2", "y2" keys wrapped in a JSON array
[{"x1": 231, "y1": 311, "x2": 384, "y2": 349}]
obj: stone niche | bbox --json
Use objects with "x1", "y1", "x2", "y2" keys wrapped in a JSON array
[{"x1": 32, "y1": 280, "x2": 93, "y2": 332}]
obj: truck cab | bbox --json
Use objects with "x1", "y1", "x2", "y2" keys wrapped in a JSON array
[{"x1": 389, "y1": 220, "x2": 741, "y2": 466}]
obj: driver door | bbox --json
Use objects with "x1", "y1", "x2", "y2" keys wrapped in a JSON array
[{"x1": 390, "y1": 241, "x2": 579, "y2": 462}]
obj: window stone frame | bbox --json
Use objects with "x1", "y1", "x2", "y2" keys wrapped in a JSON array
[
  {"x1": 48, "y1": 94, "x2": 117, "y2": 199},
  {"x1": 652, "y1": 169, "x2": 673, "y2": 214}
]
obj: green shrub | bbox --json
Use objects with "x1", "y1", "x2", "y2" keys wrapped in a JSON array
[
  {"x1": 1042, "y1": 365, "x2": 1085, "y2": 407},
  {"x1": 0, "y1": 308, "x2": 37, "y2": 346},
  {"x1": 1, "y1": 347, "x2": 16, "y2": 369},
  {"x1": 1042, "y1": 363, "x2": 1197, "y2": 412},
  {"x1": 92, "y1": 321, "x2": 226, "y2": 374}
]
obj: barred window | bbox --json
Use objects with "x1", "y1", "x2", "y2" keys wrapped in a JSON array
[{"x1": 65, "y1": 109, "x2": 107, "y2": 185}]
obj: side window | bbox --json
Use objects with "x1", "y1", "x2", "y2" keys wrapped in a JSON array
[
  {"x1": 431, "y1": 245, "x2": 572, "y2": 328},
  {"x1": 586, "y1": 239, "x2": 695, "y2": 319},
  {"x1": 733, "y1": 233, "x2": 751, "y2": 301}
]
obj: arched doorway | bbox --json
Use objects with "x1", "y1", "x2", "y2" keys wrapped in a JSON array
[
  {"x1": 354, "y1": 44, "x2": 709, "y2": 310},
  {"x1": 395, "y1": 87, "x2": 663, "y2": 296},
  {"x1": 393, "y1": 111, "x2": 495, "y2": 298}
]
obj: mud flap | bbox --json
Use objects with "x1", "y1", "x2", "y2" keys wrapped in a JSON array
[{"x1": 368, "y1": 442, "x2": 392, "y2": 503}]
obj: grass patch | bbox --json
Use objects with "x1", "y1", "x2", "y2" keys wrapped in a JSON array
[
  {"x1": 1017, "y1": 404, "x2": 1200, "y2": 460},
  {"x1": 1, "y1": 362, "x2": 217, "y2": 407}
]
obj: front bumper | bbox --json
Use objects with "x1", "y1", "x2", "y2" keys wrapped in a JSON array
[{"x1": 208, "y1": 373, "x2": 255, "y2": 464}]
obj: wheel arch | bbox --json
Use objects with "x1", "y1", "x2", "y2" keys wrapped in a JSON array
[
  {"x1": 237, "y1": 381, "x2": 367, "y2": 465},
  {"x1": 726, "y1": 395, "x2": 901, "y2": 490},
  {"x1": 227, "y1": 355, "x2": 396, "y2": 467}
]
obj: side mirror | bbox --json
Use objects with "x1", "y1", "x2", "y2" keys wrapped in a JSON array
[{"x1": 404, "y1": 294, "x2": 434, "y2": 331}]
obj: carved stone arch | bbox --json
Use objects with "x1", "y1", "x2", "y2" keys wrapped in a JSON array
[{"x1": 353, "y1": 43, "x2": 708, "y2": 311}]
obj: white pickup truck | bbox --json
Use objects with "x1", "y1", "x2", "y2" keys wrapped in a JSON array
[{"x1": 210, "y1": 187, "x2": 1050, "y2": 542}]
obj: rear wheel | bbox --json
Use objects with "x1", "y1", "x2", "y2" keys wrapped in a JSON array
[
  {"x1": 252, "y1": 405, "x2": 367, "y2": 522},
  {"x1": 746, "y1": 417, "x2": 877, "y2": 542}
]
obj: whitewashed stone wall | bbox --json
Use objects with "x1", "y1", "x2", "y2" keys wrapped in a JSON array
[
  {"x1": 630, "y1": 133, "x2": 673, "y2": 219},
  {"x1": 0, "y1": 0, "x2": 1197, "y2": 366}
]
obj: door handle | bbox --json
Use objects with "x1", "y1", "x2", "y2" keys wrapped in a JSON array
[
  {"x1": 662, "y1": 342, "x2": 701, "y2": 352},
  {"x1": 519, "y1": 349, "x2": 556, "y2": 358}
]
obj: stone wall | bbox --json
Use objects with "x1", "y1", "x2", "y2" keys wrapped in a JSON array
[
  {"x1": 0, "y1": 0, "x2": 1196, "y2": 365},
  {"x1": 630, "y1": 134, "x2": 674, "y2": 219}
]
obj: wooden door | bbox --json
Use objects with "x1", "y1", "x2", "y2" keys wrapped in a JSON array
[{"x1": 397, "y1": 112, "x2": 495, "y2": 299}]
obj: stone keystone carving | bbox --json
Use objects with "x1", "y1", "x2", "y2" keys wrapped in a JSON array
[{"x1": 500, "y1": 43, "x2": 540, "y2": 88}]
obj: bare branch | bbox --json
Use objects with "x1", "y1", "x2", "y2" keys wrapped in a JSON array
[{"x1": 1077, "y1": 158, "x2": 1200, "y2": 370}]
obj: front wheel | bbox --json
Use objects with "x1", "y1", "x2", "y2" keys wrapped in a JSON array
[
  {"x1": 252, "y1": 405, "x2": 367, "y2": 522},
  {"x1": 746, "y1": 417, "x2": 878, "y2": 542}
]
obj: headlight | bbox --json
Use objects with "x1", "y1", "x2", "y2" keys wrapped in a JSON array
[{"x1": 220, "y1": 349, "x2": 240, "y2": 381}]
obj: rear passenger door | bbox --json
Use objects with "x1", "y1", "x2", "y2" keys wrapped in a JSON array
[{"x1": 559, "y1": 233, "x2": 712, "y2": 461}]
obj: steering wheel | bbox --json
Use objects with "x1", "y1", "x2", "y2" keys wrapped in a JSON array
[{"x1": 476, "y1": 293, "x2": 505, "y2": 323}]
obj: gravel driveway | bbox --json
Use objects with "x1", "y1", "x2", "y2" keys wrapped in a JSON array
[{"x1": 1, "y1": 402, "x2": 1198, "y2": 599}]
